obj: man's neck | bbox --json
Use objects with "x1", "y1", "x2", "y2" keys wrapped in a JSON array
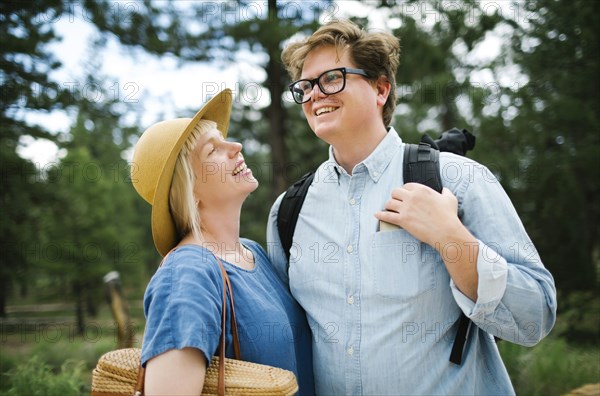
[{"x1": 331, "y1": 126, "x2": 388, "y2": 174}]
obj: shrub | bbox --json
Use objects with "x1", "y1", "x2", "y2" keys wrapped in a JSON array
[
  {"x1": 0, "y1": 353, "x2": 18, "y2": 392},
  {"x1": 29, "y1": 330, "x2": 116, "y2": 371},
  {"x1": 500, "y1": 337, "x2": 600, "y2": 395},
  {"x1": 3, "y1": 356, "x2": 86, "y2": 396}
]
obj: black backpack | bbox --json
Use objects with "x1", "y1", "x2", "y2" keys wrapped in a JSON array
[{"x1": 276, "y1": 128, "x2": 476, "y2": 365}]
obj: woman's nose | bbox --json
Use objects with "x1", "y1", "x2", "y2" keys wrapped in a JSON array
[{"x1": 227, "y1": 141, "x2": 243, "y2": 157}]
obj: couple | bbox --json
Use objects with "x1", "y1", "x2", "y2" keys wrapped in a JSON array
[{"x1": 131, "y1": 20, "x2": 556, "y2": 395}]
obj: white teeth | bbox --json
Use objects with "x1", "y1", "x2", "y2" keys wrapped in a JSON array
[
  {"x1": 316, "y1": 106, "x2": 337, "y2": 116},
  {"x1": 232, "y1": 163, "x2": 247, "y2": 176}
]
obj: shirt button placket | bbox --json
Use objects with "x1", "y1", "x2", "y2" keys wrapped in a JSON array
[{"x1": 345, "y1": 175, "x2": 364, "y2": 395}]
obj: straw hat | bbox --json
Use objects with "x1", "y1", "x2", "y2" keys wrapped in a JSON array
[{"x1": 131, "y1": 89, "x2": 233, "y2": 257}]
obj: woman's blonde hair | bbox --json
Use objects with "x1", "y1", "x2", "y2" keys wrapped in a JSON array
[
  {"x1": 282, "y1": 19, "x2": 400, "y2": 127},
  {"x1": 169, "y1": 119, "x2": 217, "y2": 242}
]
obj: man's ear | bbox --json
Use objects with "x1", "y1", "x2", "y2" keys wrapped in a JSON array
[{"x1": 376, "y1": 75, "x2": 392, "y2": 107}]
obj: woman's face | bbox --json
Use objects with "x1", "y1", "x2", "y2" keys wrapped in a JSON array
[{"x1": 190, "y1": 127, "x2": 258, "y2": 207}]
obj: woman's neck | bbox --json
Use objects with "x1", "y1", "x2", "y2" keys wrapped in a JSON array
[{"x1": 180, "y1": 204, "x2": 254, "y2": 269}]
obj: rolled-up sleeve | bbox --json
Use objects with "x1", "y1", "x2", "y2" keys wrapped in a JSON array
[
  {"x1": 451, "y1": 239, "x2": 508, "y2": 312},
  {"x1": 443, "y1": 154, "x2": 557, "y2": 346}
]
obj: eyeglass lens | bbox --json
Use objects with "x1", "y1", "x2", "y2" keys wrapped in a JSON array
[{"x1": 291, "y1": 69, "x2": 345, "y2": 104}]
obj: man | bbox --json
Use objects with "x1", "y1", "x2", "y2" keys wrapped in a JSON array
[{"x1": 267, "y1": 19, "x2": 556, "y2": 395}]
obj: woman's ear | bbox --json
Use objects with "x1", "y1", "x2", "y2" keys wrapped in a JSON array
[{"x1": 375, "y1": 75, "x2": 391, "y2": 107}]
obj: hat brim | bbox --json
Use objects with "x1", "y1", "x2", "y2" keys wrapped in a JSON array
[{"x1": 151, "y1": 89, "x2": 232, "y2": 256}]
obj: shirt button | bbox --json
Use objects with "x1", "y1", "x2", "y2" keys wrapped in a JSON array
[
  {"x1": 350, "y1": 198, "x2": 356, "y2": 205},
  {"x1": 347, "y1": 295, "x2": 355, "y2": 305},
  {"x1": 373, "y1": 171, "x2": 380, "y2": 178},
  {"x1": 347, "y1": 245, "x2": 354, "y2": 253},
  {"x1": 347, "y1": 347, "x2": 354, "y2": 356}
]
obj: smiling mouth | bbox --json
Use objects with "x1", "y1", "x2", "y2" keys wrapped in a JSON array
[
  {"x1": 232, "y1": 162, "x2": 248, "y2": 176},
  {"x1": 315, "y1": 106, "x2": 339, "y2": 116}
]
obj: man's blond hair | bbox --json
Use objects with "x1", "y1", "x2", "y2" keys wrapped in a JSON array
[{"x1": 282, "y1": 19, "x2": 400, "y2": 127}]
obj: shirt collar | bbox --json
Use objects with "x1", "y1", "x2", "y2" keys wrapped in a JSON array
[{"x1": 325, "y1": 127, "x2": 402, "y2": 182}]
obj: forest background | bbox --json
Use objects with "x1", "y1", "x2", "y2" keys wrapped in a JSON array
[{"x1": 1, "y1": 0, "x2": 598, "y2": 394}]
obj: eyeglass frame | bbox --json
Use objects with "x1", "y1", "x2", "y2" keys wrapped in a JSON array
[{"x1": 288, "y1": 67, "x2": 370, "y2": 104}]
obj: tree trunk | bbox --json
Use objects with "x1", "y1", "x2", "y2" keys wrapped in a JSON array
[
  {"x1": 267, "y1": 0, "x2": 288, "y2": 197},
  {"x1": 86, "y1": 286, "x2": 98, "y2": 317},
  {"x1": 73, "y1": 281, "x2": 85, "y2": 336},
  {"x1": 0, "y1": 277, "x2": 6, "y2": 317},
  {"x1": 104, "y1": 271, "x2": 133, "y2": 348},
  {"x1": 442, "y1": 97, "x2": 456, "y2": 131}
]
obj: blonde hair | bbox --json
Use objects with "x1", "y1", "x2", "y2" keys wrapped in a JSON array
[
  {"x1": 169, "y1": 119, "x2": 217, "y2": 241},
  {"x1": 282, "y1": 19, "x2": 400, "y2": 127}
]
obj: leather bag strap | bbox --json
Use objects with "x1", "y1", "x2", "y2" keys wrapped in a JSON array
[
  {"x1": 219, "y1": 259, "x2": 241, "y2": 359},
  {"x1": 216, "y1": 255, "x2": 241, "y2": 395}
]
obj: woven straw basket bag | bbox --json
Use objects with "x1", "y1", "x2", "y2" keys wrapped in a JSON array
[
  {"x1": 91, "y1": 348, "x2": 298, "y2": 395},
  {"x1": 90, "y1": 256, "x2": 298, "y2": 396}
]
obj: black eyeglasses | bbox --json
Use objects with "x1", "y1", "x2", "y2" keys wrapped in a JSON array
[{"x1": 289, "y1": 67, "x2": 369, "y2": 104}]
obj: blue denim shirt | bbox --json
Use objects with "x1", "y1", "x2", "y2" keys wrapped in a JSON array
[
  {"x1": 142, "y1": 240, "x2": 315, "y2": 395},
  {"x1": 267, "y1": 128, "x2": 556, "y2": 395}
]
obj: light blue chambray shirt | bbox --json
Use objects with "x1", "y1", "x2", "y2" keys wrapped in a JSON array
[{"x1": 266, "y1": 128, "x2": 557, "y2": 395}]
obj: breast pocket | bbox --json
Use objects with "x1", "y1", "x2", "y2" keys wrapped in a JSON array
[{"x1": 370, "y1": 230, "x2": 437, "y2": 301}]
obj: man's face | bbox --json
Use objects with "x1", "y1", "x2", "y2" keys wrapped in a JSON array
[{"x1": 300, "y1": 45, "x2": 381, "y2": 144}]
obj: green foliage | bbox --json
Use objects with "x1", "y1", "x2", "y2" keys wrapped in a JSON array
[
  {"x1": 47, "y1": 102, "x2": 150, "y2": 330},
  {"x1": 0, "y1": 0, "x2": 68, "y2": 316},
  {"x1": 391, "y1": 0, "x2": 504, "y2": 134},
  {"x1": 0, "y1": 0, "x2": 70, "y2": 138},
  {"x1": 502, "y1": 0, "x2": 600, "y2": 293},
  {"x1": 0, "y1": 353, "x2": 18, "y2": 392},
  {"x1": 553, "y1": 291, "x2": 600, "y2": 345},
  {"x1": 28, "y1": 332, "x2": 115, "y2": 371},
  {"x1": 2, "y1": 356, "x2": 86, "y2": 396},
  {"x1": 499, "y1": 337, "x2": 600, "y2": 396}
]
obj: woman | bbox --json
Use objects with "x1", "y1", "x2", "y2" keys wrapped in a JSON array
[{"x1": 131, "y1": 89, "x2": 314, "y2": 395}]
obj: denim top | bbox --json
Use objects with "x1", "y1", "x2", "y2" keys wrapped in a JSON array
[
  {"x1": 141, "y1": 239, "x2": 315, "y2": 395},
  {"x1": 267, "y1": 128, "x2": 557, "y2": 395}
]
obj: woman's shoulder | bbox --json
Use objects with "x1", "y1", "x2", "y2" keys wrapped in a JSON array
[
  {"x1": 240, "y1": 238, "x2": 269, "y2": 263},
  {"x1": 148, "y1": 245, "x2": 223, "y2": 292},
  {"x1": 163, "y1": 244, "x2": 220, "y2": 270},
  {"x1": 240, "y1": 238, "x2": 261, "y2": 251}
]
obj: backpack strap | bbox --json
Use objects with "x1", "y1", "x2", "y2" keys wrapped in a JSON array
[
  {"x1": 403, "y1": 142, "x2": 472, "y2": 365},
  {"x1": 277, "y1": 171, "x2": 316, "y2": 261},
  {"x1": 449, "y1": 310, "x2": 473, "y2": 365},
  {"x1": 403, "y1": 142, "x2": 443, "y2": 193}
]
